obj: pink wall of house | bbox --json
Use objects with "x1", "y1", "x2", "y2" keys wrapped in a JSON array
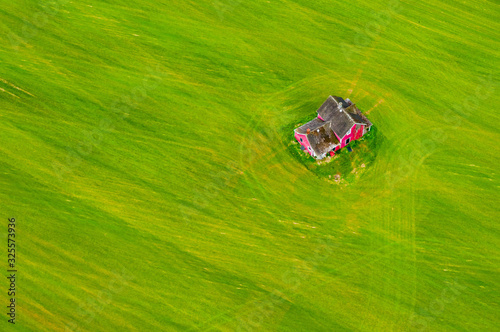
[
  {"x1": 340, "y1": 124, "x2": 357, "y2": 148},
  {"x1": 295, "y1": 132, "x2": 313, "y2": 156},
  {"x1": 331, "y1": 124, "x2": 365, "y2": 155},
  {"x1": 354, "y1": 124, "x2": 364, "y2": 140}
]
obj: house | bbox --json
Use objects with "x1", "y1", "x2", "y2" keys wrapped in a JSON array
[{"x1": 294, "y1": 96, "x2": 372, "y2": 159}]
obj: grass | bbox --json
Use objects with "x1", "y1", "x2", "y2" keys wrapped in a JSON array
[{"x1": 0, "y1": 0, "x2": 499, "y2": 331}]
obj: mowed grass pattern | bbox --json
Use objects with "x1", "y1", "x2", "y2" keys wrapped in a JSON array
[{"x1": 0, "y1": 0, "x2": 499, "y2": 331}]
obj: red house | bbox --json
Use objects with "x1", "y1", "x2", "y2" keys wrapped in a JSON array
[{"x1": 294, "y1": 96, "x2": 372, "y2": 159}]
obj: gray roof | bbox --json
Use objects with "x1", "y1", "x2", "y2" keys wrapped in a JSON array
[
  {"x1": 317, "y1": 96, "x2": 355, "y2": 138},
  {"x1": 345, "y1": 104, "x2": 372, "y2": 127},
  {"x1": 331, "y1": 96, "x2": 351, "y2": 108},
  {"x1": 296, "y1": 118, "x2": 325, "y2": 134},
  {"x1": 305, "y1": 123, "x2": 340, "y2": 156}
]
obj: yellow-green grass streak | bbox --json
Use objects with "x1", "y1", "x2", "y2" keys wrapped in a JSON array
[{"x1": 0, "y1": 0, "x2": 498, "y2": 331}]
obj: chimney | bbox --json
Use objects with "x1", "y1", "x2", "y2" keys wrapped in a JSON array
[{"x1": 307, "y1": 128, "x2": 310, "y2": 134}]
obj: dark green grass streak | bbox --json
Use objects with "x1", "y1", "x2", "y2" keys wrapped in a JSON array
[{"x1": 0, "y1": 0, "x2": 498, "y2": 331}]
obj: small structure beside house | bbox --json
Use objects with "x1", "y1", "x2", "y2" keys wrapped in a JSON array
[{"x1": 294, "y1": 96, "x2": 372, "y2": 159}]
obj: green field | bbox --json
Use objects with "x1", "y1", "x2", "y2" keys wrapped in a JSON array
[{"x1": 1, "y1": 0, "x2": 499, "y2": 330}]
